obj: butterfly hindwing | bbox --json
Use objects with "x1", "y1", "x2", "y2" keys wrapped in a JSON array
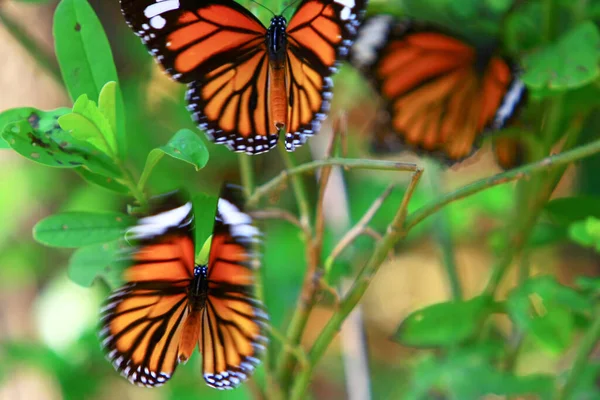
[{"x1": 201, "y1": 184, "x2": 268, "y2": 389}]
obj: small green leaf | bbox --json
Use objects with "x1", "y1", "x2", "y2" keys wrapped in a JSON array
[
  {"x1": 1, "y1": 108, "x2": 120, "y2": 177},
  {"x1": 193, "y1": 192, "x2": 219, "y2": 256},
  {"x1": 545, "y1": 196, "x2": 600, "y2": 225},
  {"x1": 156, "y1": 129, "x2": 209, "y2": 170},
  {"x1": 33, "y1": 211, "x2": 134, "y2": 247},
  {"x1": 507, "y1": 276, "x2": 591, "y2": 353},
  {"x1": 68, "y1": 241, "x2": 124, "y2": 289},
  {"x1": 75, "y1": 168, "x2": 129, "y2": 194},
  {"x1": 394, "y1": 295, "x2": 494, "y2": 347},
  {"x1": 138, "y1": 129, "x2": 209, "y2": 189},
  {"x1": 58, "y1": 94, "x2": 116, "y2": 156},
  {"x1": 98, "y1": 82, "x2": 119, "y2": 153},
  {"x1": 569, "y1": 217, "x2": 600, "y2": 252},
  {"x1": 527, "y1": 222, "x2": 567, "y2": 248},
  {"x1": 522, "y1": 22, "x2": 600, "y2": 91}
]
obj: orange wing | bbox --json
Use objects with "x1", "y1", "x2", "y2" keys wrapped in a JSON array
[
  {"x1": 200, "y1": 184, "x2": 268, "y2": 389},
  {"x1": 350, "y1": 15, "x2": 527, "y2": 163},
  {"x1": 281, "y1": 0, "x2": 368, "y2": 151},
  {"x1": 99, "y1": 192, "x2": 195, "y2": 387},
  {"x1": 120, "y1": 0, "x2": 279, "y2": 154}
]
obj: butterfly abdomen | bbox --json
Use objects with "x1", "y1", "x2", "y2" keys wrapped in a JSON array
[{"x1": 267, "y1": 16, "x2": 288, "y2": 131}]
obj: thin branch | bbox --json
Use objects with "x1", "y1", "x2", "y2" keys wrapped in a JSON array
[
  {"x1": 288, "y1": 168, "x2": 424, "y2": 400},
  {"x1": 324, "y1": 183, "x2": 396, "y2": 276},
  {"x1": 404, "y1": 133, "x2": 600, "y2": 232},
  {"x1": 248, "y1": 208, "x2": 307, "y2": 234},
  {"x1": 247, "y1": 158, "x2": 417, "y2": 208},
  {"x1": 277, "y1": 144, "x2": 312, "y2": 229},
  {"x1": 556, "y1": 306, "x2": 600, "y2": 400},
  {"x1": 239, "y1": 154, "x2": 255, "y2": 197}
]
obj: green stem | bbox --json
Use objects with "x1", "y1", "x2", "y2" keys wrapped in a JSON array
[
  {"x1": 428, "y1": 162, "x2": 462, "y2": 300},
  {"x1": 238, "y1": 154, "x2": 255, "y2": 197},
  {"x1": 0, "y1": 7, "x2": 62, "y2": 84},
  {"x1": 289, "y1": 168, "x2": 424, "y2": 400},
  {"x1": 248, "y1": 158, "x2": 416, "y2": 208},
  {"x1": 556, "y1": 307, "x2": 600, "y2": 400},
  {"x1": 277, "y1": 145, "x2": 312, "y2": 228},
  {"x1": 405, "y1": 132, "x2": 598, "y2": 232}
]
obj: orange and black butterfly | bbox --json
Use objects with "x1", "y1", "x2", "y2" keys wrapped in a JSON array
[
  {"x1": 120, "y1": 0, "x2": 368, "y2": 154},
  {"x1": 349, "y1": 15, "x2": 527, "y2": 163},
  {"x1": 99, "y1": 185, "x2": 268, "y2": 389}
]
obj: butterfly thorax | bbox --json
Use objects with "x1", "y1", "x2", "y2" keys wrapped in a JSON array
[
  {"x1": 189, "y1": 265, "x2": 209, "y2": 310},
  {"x1": 266, "y1": 16, "x2": 287, "y2": 68}
]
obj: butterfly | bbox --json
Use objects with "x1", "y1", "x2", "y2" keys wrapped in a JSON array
[
  {"x1": 120, "y1": 0, "x2": 368, "y2": 155},
  {"x1": 99, "y1": 184, "x2": 268, "y2": 389},
  {"x1": 349, "y1": 15, "x2": 527, "y2": 163}
]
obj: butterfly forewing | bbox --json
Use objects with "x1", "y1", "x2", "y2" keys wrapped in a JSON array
[{"x1": 283, "y1": 0, "x2": 368, "y2": 150}]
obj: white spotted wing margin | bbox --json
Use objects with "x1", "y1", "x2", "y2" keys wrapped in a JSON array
[{"x1": 201, "y1": 183, "x2": 268, "y2": 390}]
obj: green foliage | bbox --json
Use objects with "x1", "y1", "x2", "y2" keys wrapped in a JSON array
[
  {"x1": 394, "y1": 295, "x2": 495, "y2": 347},
  {"x1": 405, "y1": 345, "x2": 555, "y2": 400},
  {"x1": 522, "y1": 22, "x2": 600, "y2": 93},
  {"x1": 569, "y1": 217, "x2": 600, "y2": 252},
  {"x1": 506, "y1": 276, "x2": 592, "y2": 353},
  {"x1": 33, "y1": 211, "x2": 134, "y2": 247},
  {"x1": 2, "y1": 0, "x2": 600, "y2": 399}
]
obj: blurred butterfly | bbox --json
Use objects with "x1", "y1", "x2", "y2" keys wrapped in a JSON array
[
  {"x1": 350, "y1": 15, "x2": 527, "y2": 163},
  {"x1": 120, "y1": 0, "x2": 368, "y2": 155},
  {"x1": 100, "y1": 184, "x2": 268, "y2": 389}
]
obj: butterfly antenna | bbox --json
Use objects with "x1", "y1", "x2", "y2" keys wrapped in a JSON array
[
  {"x1": 280, "y1": 0, "x2": 303, "y2": 16},
  {"x1": 249, "y1": 0, "x2": 275, "y2": 16}
]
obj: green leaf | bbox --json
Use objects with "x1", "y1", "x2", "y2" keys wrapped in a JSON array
[
  {"x1": 569, "y1": 217, "x2": 600, "y2": 252},
  {"x1": 522, "y1": 22, "x2": 600, "y2": 91},
  {"x1": 68, "y1": 241, "x2": 124, "y2": 289},
  {"x1": 545, "y1": 196, "x2": 600, "y2": 225},
  {"x1": 138, "y1": 129, "x2": 209, "y2": 189},
  {"x1": 507, "y1": 276, "x2": 592, "y2": 353},
  {"x1": 394, "y1": 295, "x2": 494, "y2": 347},
  {"x1": 0, "y1": 107, "x2": 43, "y2": 149},
  {"x1": 527, "y1": 222, "x2": 567, "y2": 248},
  {"x1": 58, "y1": 93, "x2": 116, "y2": 156},
  {"x1": 192, "y1": 192, "x2": 218, "y2": 255},
  {"x1": 405, "y1": 346, "x2": 554, "y2": 400},
  {"x1": 1, "y1": 108, "x2": 120, "y2": 177},
  {"x1": 97, "y1": 82, "x2": 118, "y2": 152},
  {"x1": 33, "y1": 211, "x2": 134, "y2": 247},
  {"x1": 75, "y1": 168, "x2": 129, "y2": 194},
  {"x1": 53, "y1": 0, "x2": 126, "y2": 157}
]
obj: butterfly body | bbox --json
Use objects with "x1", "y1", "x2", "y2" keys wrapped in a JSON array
[
  {"x1": 188, "y1": 265, "x2": 209, "y2": 311},
  {"x1": 121, "y1": 0, "x2": 368, "y2": 154}
]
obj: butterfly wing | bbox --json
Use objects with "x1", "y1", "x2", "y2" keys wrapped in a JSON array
[
  {"x1": 350, "y1": 16, "x2": 526, "y2": 163},
  {"x1": 200, "y1": 184, "x2": 268, "y2": 389},
  {"x1": 99, "y1": 191, "x2": 195, "y2": 387},
  {"x1": 283, "y1": 0, "x2": 368, "y2": 150},
  {"x1": 120, "y1": 0, "x2": 279, "y2": 154}
]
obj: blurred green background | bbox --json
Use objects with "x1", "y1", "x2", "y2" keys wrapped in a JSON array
[{"x1": 1, "y1": 0, "x2": 600, "y2": 399}]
